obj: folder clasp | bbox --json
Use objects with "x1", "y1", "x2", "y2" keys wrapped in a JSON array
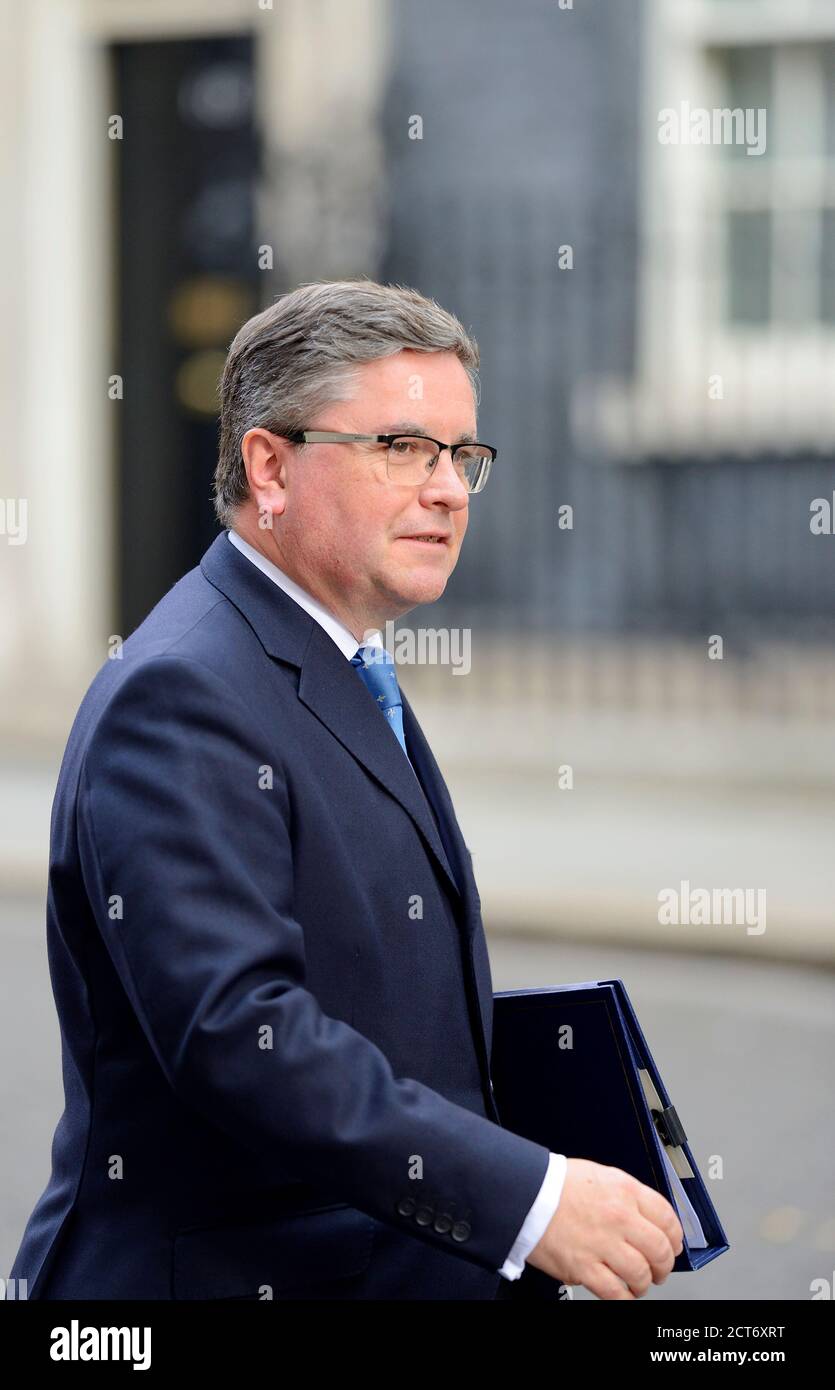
[{"x1": 651, "y1": 1104, "x2": 687, "y2": 1150}]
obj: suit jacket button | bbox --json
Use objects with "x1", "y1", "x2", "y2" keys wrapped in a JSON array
[
  {"x1": 451, "y1": 1221, "x2": 471, "y2": 1242},
  {"x1": 433, "y1": 1213, "x2": 453, "y2": 1234},
  {"x1": 414, "y1": 1205, "x2": 434, "y2": 1226},
  {"x1": 396, "y1": 1197, "x2": 416, "y2": 1217}
]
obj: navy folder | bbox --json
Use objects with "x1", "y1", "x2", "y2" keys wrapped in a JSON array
[{"x1": 491, "y1": 980, "x2": 730, "y2": 1282}]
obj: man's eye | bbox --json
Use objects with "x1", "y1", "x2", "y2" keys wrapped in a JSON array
[{"x1": 390, "y1": 440, "x2": 415, "y2": 455}]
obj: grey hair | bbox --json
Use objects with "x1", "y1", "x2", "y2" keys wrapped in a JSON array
[{"x1": 213, "y1": 277, "x2": 481, "y2": 527}]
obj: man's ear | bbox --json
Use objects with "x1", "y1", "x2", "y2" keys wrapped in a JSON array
[{"x1": 241, "y1": 428, "x2": 291, "y2": 518}]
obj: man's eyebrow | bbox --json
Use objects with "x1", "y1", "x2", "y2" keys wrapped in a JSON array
[{"x1": 383, "y1": 420, "x2": 478, "y2": 445}]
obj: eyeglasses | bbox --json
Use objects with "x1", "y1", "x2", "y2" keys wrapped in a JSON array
[{"x1": 283, "y1": 430, "x2": 497, "y2": 494}]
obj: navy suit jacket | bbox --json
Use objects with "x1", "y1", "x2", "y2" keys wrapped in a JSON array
[{"x1": 11, "y1": 531, "x2": 550, "y2": 1300}]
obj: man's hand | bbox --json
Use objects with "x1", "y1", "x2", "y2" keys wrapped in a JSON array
[{"x1": 526, "y1": 1158, "x2": 684, "y2": 1299}]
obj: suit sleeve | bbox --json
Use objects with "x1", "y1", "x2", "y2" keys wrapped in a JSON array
[{"x1": 77, "y1": 653, "x2": 550, "y2": 1274}]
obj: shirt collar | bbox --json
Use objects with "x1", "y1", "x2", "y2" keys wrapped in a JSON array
[{"x1": 226, "y1": 529, "x2": 384, "y2": 661}]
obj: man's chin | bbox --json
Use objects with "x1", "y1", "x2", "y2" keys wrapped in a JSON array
[
  {"x1": 381, "y1": 570, "x2": 449, "y2": 612},
  {"x1": 403, "y1": 571, "x2": 450, "y2": 604}
]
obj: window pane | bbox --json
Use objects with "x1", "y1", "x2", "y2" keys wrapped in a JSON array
[
  {"x1": 773, "y1": 211, "x2": 819, "y2": 323},
  {"x1": 722, "y1": 45, "x2": 772, "y2": 160},
  {"x1": 726, "y1": 210, "x2": 771, "y2": 322}
]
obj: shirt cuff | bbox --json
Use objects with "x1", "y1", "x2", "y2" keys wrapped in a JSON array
[{"x1": 498, "y1": 1152, "x2": 568, "y2": 1281}]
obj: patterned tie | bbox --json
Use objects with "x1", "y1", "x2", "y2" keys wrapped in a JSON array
[{"x1": 350, "y1": 644, "x2": 412, "y2": 765}]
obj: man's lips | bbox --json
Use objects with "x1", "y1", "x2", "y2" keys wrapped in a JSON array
[{"x1": 396, "y1": 533, "x2": 452, "y2": 545}]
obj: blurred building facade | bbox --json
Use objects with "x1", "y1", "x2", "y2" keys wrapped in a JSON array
[{"x1": 2, "y1": 0, "x2": 834, "y2": 958}]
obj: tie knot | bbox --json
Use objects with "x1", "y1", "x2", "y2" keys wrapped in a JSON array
[{"x1": 351, "y1": 643, "x2": 393, "y2": 668}]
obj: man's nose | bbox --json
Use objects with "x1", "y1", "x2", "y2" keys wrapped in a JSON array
[{"x1": 421, "y1": 448, "x2": 469, "y2": 505}]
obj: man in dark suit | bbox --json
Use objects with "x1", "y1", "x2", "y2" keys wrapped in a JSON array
[{"x1": 10, "y1": 279, "x2": 682, "y2": 1300}]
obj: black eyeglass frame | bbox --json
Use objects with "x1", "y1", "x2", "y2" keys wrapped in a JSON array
[{"x1": 282, "y1": 429, "x2": 497, "y2": 491}]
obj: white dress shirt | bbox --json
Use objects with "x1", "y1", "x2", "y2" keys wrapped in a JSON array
[{"x1": 226, "y1": 528, "x2": 568, "y2": 1281}]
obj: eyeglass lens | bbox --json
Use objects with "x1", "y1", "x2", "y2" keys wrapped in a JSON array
[{"x1": 386, "y1": 436, "x2": 492, "y2": 492}]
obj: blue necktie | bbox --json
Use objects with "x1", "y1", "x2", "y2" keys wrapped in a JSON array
[
  {"x1": 351, "y1": 644, "x2": 462, "y2": 891},
  {"x1": 350, "y1": 644, "x2": 412, "y2": 765}
]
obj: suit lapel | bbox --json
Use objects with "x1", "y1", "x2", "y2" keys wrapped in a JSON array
[
  {"x1": 301, "y1": 641, "x2": 494, "y2": 1086},
  {"x1": 297, "y1": 626, "x2": 462, "y2": 902},
  {"x1": 201, "y1": 532, "x2": 461, "y2": 903}
]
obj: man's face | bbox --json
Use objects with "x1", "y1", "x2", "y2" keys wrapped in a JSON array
[{"x1": 246, "y1": 349, "x2": 477, "y2": 638}]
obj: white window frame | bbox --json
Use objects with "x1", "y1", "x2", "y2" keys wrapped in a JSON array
[{"x1": 577, "y1": 0, "x2": 835, "y2": 458}]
